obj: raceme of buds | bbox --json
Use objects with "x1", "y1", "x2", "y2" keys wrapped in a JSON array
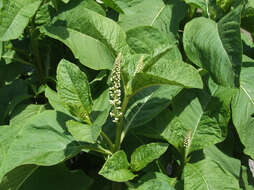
[
  {"x1": 109, "y1": 53, "x2": 122, "y2": 123},
  {"x1": 184, "y1": 129, "x2": 191, "y2": 148}
]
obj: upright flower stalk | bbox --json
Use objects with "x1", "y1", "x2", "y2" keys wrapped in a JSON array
[{"x1": 109, "y1": 53, "x2": 122, "y2": 123}]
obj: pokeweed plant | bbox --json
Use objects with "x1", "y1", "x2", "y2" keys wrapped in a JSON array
[{"x1": 0, "y1": 0, "x2": 254, "y2": 190}]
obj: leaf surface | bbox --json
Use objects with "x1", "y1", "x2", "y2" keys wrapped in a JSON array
[
  {"x1": 183, "y1": 6, "x2": 243, "y2": 87},
  {"x1": 130, "y1": 143, "x2": 168, "y2": 171},
  {"x1": 0, "y1": 0, "x2": 41, "y2": 41},
  {"x1": 57, "y1": 59, "x2": 93, "y2": 122},
  {"x1": 99, "y1": 151, "x2": 136, "y2": 182}
]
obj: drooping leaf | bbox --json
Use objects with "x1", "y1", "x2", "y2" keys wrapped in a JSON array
[
  {"x1": 183, "y1": 5, "x2": 243, "y2": 87},
  {"x1": 99, "y1": 151, "x2": 136, "y2": 182},
  {"x1": 41, "y1": 26, "x2": 114, "y2": 70},
  {"x1": 119, "y1": 0, "x2": 188, "y2": 35},
  {"x1": 232, "y1": 59, "x2": 254, "y2": 159},
  {"x1": 57, "y1": 59, "x2": 93, "y2": 122},
  {"x1": 0, "y1": 111, "x2": 82, "y2": 184},
  {"x1": 184, "y1": 145, "x2": 241, "y2": 190},
  {"x1": 162, "y1": 77, "x2": 232, "y2": 154},
  {"x1": 134, "y1": 172, "x2": 176, "y2": 190},
  {"x1": 20, "y1": 164, "x2": 93, "y2": 190},
  {"x1": 0, "y1": 0, "x2": 42, "y2": 41},
  {"x1": 130, "y1": 143, "x2": 168, "y2": 171},
  {"x1": 49, "y1": 1, "x2": 129, "y2": 55}
]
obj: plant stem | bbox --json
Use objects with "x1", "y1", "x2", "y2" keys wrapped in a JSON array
[
  {"x1": 1, "y1": 56, "x2": 34, "y2": 66},
  {"x1": 101, "y1": 131, "x2": 114, "y2": 152},
  {"x1": 114, "y1": 94, "x2": 129, "y2": 152},
  {"x1": 82, "y1": 144, "x2": 112, "y2": 156}
]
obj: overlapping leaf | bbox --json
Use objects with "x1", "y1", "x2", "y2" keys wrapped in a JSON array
[
  {"x1": 57, "y1": 59, "x2": 93, "y2": 122},
  {"x1": 0, "y1": 111, "x2": 82, "y2": 184},
  {"x1": 162, "y1": 77, "x2": 232, "y2": 154},
  {"x1": 183, "y1": 5, "x2": 243, "y2": 87},
  {"x1": 0, "y1": 0, "x2": 42, "y2": 41},
  {"x1": 232, "y1": 56, "x2": 254, "y2": 159}
]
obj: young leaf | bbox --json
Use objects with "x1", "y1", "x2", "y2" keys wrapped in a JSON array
[
  {"x1": 99, "y1": 151, "x2": 136, "y2": 182},
  {"x1": 0, "y1": 111, "x2": 82, "y2": 184},
  {"x1": 100, "y1": 0, "x2": 124, "y2": 13},
  {"x1": 41, "y1": 26, "x2": 114, "y2": 70},
  {"x1": 183, "y1": 5, "x2": 243, "y2": 87},
  {"x1": 0, "y1": 0, "x2": 42, "y2": 41},
  {"x1": 162, "y1": 77, "x2": 232, "y2": 154},
  {"x1": 130, "y1": 143, "x2": 168, "y2": 172},
  {"x1": 232, "y1": 57, "x2": 254, "y2": 159},
  {"x1": 19, "y1": 164, "x2": 93, "y2": 190},
  {"x1": 57, "y1": 59, "x2": 93, "y2": 122},
  {"x1": 184, "y1": 146, "x2": 241, "y2": 190}
]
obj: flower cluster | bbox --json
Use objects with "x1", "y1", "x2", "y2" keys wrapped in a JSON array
[
  {"x1": 109, "y1": 53, "x2": 122, "y2": 123},
  {"x1": 184, "y1": 129, "x2": 191, "y2": 148}
]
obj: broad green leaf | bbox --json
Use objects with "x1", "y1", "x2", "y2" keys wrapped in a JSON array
[
  {"x1": 41, "y1": 26, "x2": 114, "y2": 70},
  {"x1": 0, "y1": 165, "x2": 38, "y2": 190},
  {"x1": 184, "y1": 146, "x2": 241, "y2": 190},
  {"x1": 134, "y1": 172, "x2": 175, "y2": 190},
  {"x1": 126, "y1": 26, "x2": 177, "y2": 55},
  {"x1": 131, "y1": 60, "x2": 203, "y2": 93},
  {"x1": 0, "y1": 111, "x2": 82, "y2": 183},
  {"x1": 123, "y1": 86, "x2": 182, "y2": 137},
  {"x1": 99, "y1": 151, "x2": 136, "y2": 182},
  {"x1": 232, "y1": 60, "x2": 254, "y2": 159},
  {"x1": 162, "y1": 78, "x2": 232, "y2": 154},
  {"x1": 57, "y1": 59, "x2": 93, "y2": 122},
  {"x1": 0, "y1": 0, "x2": 42, "y2": 41},
  {"x1": 10, "y1": 104, "x2": 46, "y2": 127},
  {"x1": 119, "y1": 0, "x2": 188, "y2": 35},
  {"x1": 51, "y1": 1, "x2": 129, "y2": 55},
  {"x1": 45, "y1": 86, "x2": 70, "y2": 115},
  {"x1": 20, "y1": 164, "x2": 93, "y2": 190},
  {"x1": 130, "y1": 143, "x2": 168, "y2": 171},
  {"x1": 183, "y1": 5, "x2": 243, "y2": 87}
]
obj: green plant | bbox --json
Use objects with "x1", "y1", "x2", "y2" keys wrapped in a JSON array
[{"x1": 0, "y1": 0, "x2": 254, "y2": 189}]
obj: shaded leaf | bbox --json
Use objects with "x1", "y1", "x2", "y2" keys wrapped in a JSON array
[{"x1": 20, "y1": 164, "x2": 93, "y2": 190}]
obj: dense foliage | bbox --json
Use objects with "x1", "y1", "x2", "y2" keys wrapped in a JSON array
[{"x1": 0, "y1": 0, "x2": 254, "y2": 189}]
